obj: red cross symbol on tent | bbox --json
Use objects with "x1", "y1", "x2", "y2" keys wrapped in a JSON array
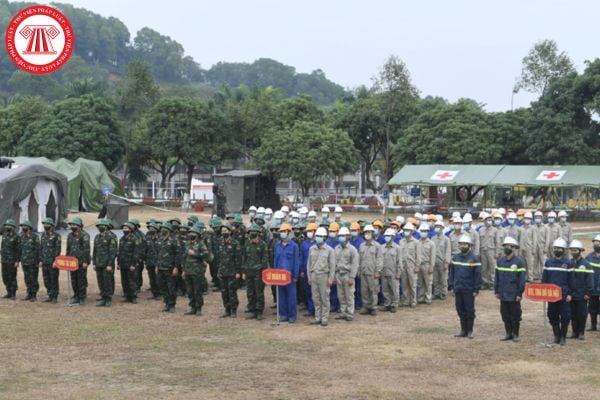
[
  {"x1": 536, "y1": 170, "x2": 566, "y2": 181},
  {"x1": 543, "y1": 172, "x2": 560, "y2": 179},
  {"x1": 430, "y1": 170, "x2": 459, "y2": 181}
]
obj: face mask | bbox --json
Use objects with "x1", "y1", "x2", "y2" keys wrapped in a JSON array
[
  {"x1": 364, "y1": 233, "x2": 372, "y2": 241},
  {"x1": 403, "y1": 231, "x2": 411, "y2": 237},
  {"x1": 188, "y1": 234, "x2": 198, "y2": 240},
  {"x1": 503, "y1": 247, "x2": 513, "y2": 256},
  {"x1": 384, "y1": 236, "x2": 392, "y2": 243},
  {"x1": 338, "y1": 236, "x2": 347, "y2": 243},
  {"x1": 420, "y1": 231, "x2": 429, "y2": 236},
  {"x1": 534, "y1": 219, "x2": 542, "y2": 225},
  {"x1": 300, "y1": 213, "x2": 306, "y2": 220},
  {"x1": 570, "y1": 250, "x2": 580, "y2": 258},
  {"x1": 188, "y1": 222, "x2": 194, "y2": 227},
  {"x1": 524, "y1": 219, "x2": 531, "y2": 225},
  {"x1": 256, "y1": 220, "x2": 265, "y2": 226},
  {"x1": 434, "y1": 227, "x2": 441, "y2": 234},
  {"x1": 553, "y1": 249, "x2": 563, "y2": 258},
  {"x1": 306, "y1": 231, "x2": 314, "y2": 239},
  {"x1": 123, "y1": 229, "x2": 130, "y2": 234},
  {"x1": 22, "y1": 227, "x2": 29, "y2": 234},
  {"x1": 548, "y1": 218, "x2": 555, "y2": 224},
  {"x1": 335, "y1": 213, "x2": 342, "y2": 219},
  {"x1": 322, "y1": 213, "x2": 329, "y2": 220},
  {"x1": 265, "y1": 215, "x2": 272, "y2": 221},
  {"x1": 249, "y1": 212, "x2": 256, "y2": 218},
  {"x1": 43, "y1": 225, "x2": 51, "y2": 231},
  {"x1": 559, "y1": 217, "x2": 566, "y2": 223},
  {"x1": 279, "y1": 232, "x2": 288, "y2": 240},
  {"x1": 292, "y1": 218, "x2": 299, "y2": 225},
  {"x1": 594, "y1": 244, "x2": 600, "y2": 253},
  {"x1": 70, "y1": 226, "x2": 78, "y2": 232},
  {"x1": 374, "y1": 228, "x2": 380, "y2": 236},
  {"x1": 5, "y1": 226, "x2": 13, "y2": 232},
  {"x1": 161, "y1": 229, "x2": 169, "y2": 236},
  {"x1": 98, "y1": 226, "x2": 106, "y2": 233},
  {"x1": 448, "y1": 225, "x2": 455, "y2": 231},
  {"x1": 508, "y1": 220, "x2": 515, "y2": 226},
  {"x1": 462, "y1": 223, "x2": 469, "y2": 230},
  {"x1": 460, "y1": 246, "x2": 470, "y2": 254},
  {"x1": 315, "y1": 237, "x2": 324, "y2": 245},
  {"x1": 328, "y1": 232, "x2": 337, "y2": 239},
  {"x1": 274, "y1": 218, "x2": 281, "y2": 226},
  {"x1": 350, "y1": 231, "x2": 359, "y2": 238},
  {"x1": 249, "y1": 233, "x2": 259, "y2": 239},
  {"x1": 222, "y1": 232, "x2": 230, "y2": 238},
  {"x1": 485, "y1": 220, "x2": 492, "y2": 227},
  {"x1": 493, "y1": 220, "x2": 501, "y2": 226}
]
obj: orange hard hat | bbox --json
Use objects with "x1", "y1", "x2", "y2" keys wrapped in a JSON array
[
  {"x1": 328, "y1": 222, "x2": 340, "y2": 232},
  {"x1": 372, "y1": 220, "x2": 384, "y2": 228},
  {"x1": 349, "y1": 222, "x2": 361, "y2": 231},
  {"x1": 279, "y1": 223, "x2": 292, "y2": 232},
  {"x1": 407, "y1": 217, "x2": 417, "y2": 225},
  {"x1": 306, "y1": 223, "x2": 318, "y2": 231}
]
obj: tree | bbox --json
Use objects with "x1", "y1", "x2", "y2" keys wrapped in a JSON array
[
  {"x1": 488, "y1": 108, "x2": 531, "y2": 165},
  {"x1": 519, "y1": 39, "x2": 575, "y2": 95},
  {"x1": 17, "y1": 94, "x2": 123, "y2": 169},
  {"x1": 0, "y1": 96, "x2": 48, "y2": 156},
  {"x1": 133, "y1": 27, "x2": 185, "y2": 82},
  {"x1": 272, "y1": 95, "x2": 324, "y2": 130},
  {"x1": 254, "y1": 121, "x2": 357, "y2": 196}
]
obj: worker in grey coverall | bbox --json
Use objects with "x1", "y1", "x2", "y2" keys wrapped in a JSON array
[
  {"x1": 417, "y1": 223, "x2": 436, "y2": 304},
  {"x1": 432, "y1": 220, "x2": 451, "y2": 300},
  {"x1": 307, "y1": 227, "x2": 336, "y2": 327},
  {"x1": 533, "y1": 211, "x2": 548, "y2": 281},
  {"x1": 380, "y1": 228, "x2": 401, "y2": 312},
  {"x1": 358, "y1": 224, "x2": 383, "y2": 316},
  {"x1": 519, "y1": 212, "x2": 539, "y2": 281},
  {"x1": 334, "y1": 227, "x2": 359, "y2": 321},
  {"x1": 478, "y1": 212, "x2": 498, "y2": 289},
  {"x1": 400, "y1": 222, "x2": 420, "y2": 308}
]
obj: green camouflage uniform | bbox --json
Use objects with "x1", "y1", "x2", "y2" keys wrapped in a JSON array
[
  {"x1": 93, "y1": 231, "x2": 117, "y2": 302},
  {"x1": 1, "y1": 228, "x2": 20, "y2": 297},
  {"x1": 156, "y1": 231, "x2": 180, "y2": 309},
  {"x1": 66, "y1": 229, "x2": 91, "y2": 302},
  {"x1": 145, "y1": 230, "x2": 160, "y2": 297},
  {"x1": 183, "y1": 235, "x2": 209, "y2": 313},
  {"x1": 20, "y1": 231, "x2": 40, "y2": 298},
  {"x1": 215, "y1": 236, "x2": 242, "y2": 314},
  {"x1": 118, "y1": 231, "x2": 139, "y2": 301},
  {"x1": 243, "y1": 237, "x2": 269, "y2": 317},
  {"x1": 133, "y1": 228, "x2": 146, "y2": 292},
  {"x1": 40, "y1": 229, "x2": 61, "y2": 300}
]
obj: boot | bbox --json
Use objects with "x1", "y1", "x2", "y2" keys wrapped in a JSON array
[
  {"x1": 455, "y1": 318, "x2": 467, "y2": 337},
  {"x1": 29, "y1": 294, "x2": 36, "y2": 302},
  {"x1": 50, "y1": 297, "x2": 57, "y2": 304},
  {"x1": 569, "y1": 319, "x2": 579, "y2": 339},
  {"x1": 162, "y1": 304, "x2": 170, "y2": 312},
  {"x1": 104, "y1": 298, "x2": 112, "y2": 307},
  {"x1": 466, "y1": 319, "x2": 474, "y2": 339},
  {"x1": 500, "y1": 322, "x2": 513, "y2": 341},
  {"x1": 21, "y1": 293, "x2": 32, "y2": 301},
  {"x1": 184, "y1": 307, "x2": 197, "y2": 315},
  {"x1": 10, "y1": 290, "x2": 16, "y2": 300},
  {"x1": 69, "y1": 296, "x2": 80, "y2": 305},
  {"x1": 96, "y1": 299, "x2": 106, "y2": 307},
  {"x1": 2, "y1": 291, "x2": 11, "y2": 299},
  {"x1": 43, "y1": 297, "x2": 53, "y2": 303},
  {"x1": 221, "y1": 308, "x2": 231, "y2": 318},
  {"x1": 587, "y1": 313, "x2": 597, "y2": 331},
  {"x1": 196, "y1": 307, "x2": 203, "y2": 316},
  {"x1": 512, "y1": 322, "x2": 520, "y2": 342},
  {"x1": 579, "y1": 317, "x2": 586, "y2": 340},
  {"x1": 559, "y1": 323, "x2": 568, "y2": 346},
  {"x1": 256, "y1": 311, "x2": 263, "y2": 321},
  {"x1": 230, "y1": 309, "x2": 237, "y2": 318},
  {"x1": 168, "y1": 305, "x2": 176, "y2": 313},
  {"x1": 552, "y1": 324, "x2": 561, "y2": 344},
  {"x1": 245, "y1": 312, "x2": 257, "y2": 320}
]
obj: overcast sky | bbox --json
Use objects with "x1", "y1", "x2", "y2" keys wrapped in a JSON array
[{"x1": 46, "y1": 0, "x2": 600, "y2": 111}]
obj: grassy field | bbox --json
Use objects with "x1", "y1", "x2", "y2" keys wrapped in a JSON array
[{"x1": 1, "y1": 208, "x2": 599, "y2": 400}]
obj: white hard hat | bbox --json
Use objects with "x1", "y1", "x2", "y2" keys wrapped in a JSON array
[
  {"x1": 334, "y1": 206, "x2": 343, "y2": 213},
  {"x1": 436, "y1": 214, "x2": 444, "y2": 222},
  {"x1": 524, "y1": 212, "x2": 533, "y2": 219},
  {"x1": 507, "y1": 212, "x2": 517, "y2": 219},
  {"x1": 403, "y1": 222, "x2": 415, "y2": 231},
  {"x1": 434, "y1": 220, "x2": 445, "y2": 227},
  {"x1": 458, "y1": 235, "x2": 472, "y2": 245},
  {"x1": 419, "y1": 223, "x2": 430, "y2": 231},
  {"x1": 308, "y1": 210, "x2": 317, "y2": 217},
  {"x1": 384, "y1": 228, "x2": 395, "y2": 236},
  {"x1": 569, "y1": 240, "x2": 585, "y2": 250},
  {"x1": 395, "y1": 215, "x2": 406, "y2": 224},
  {"x1": 249, "y1": 205, "x2": 257, "y2": 212},
  {"x1": 502, "y1": 236, "x2": 519, "y2": 247},
  {"x1": 452, "y1": 211, "x2": 461, "y2": 219},
  {"x1": 257, "y1": 206, "x2": 265, "y2": 213},
  {"x1": 552, "y1": 238, "x2": 568, "y2": 249},
  {"x1": 593, "y1": 234, "x2": 600, "y2": 242},
  {"x1": 558, "y1": 210, "x2": 568, "y2": 217},
  {"x1": 462, "y1": 213, "x2": 473, "y2": 222},
  {"x1": 479, "y1": 211, "x2": 490, "y2": 220},
  {"x1": 316, "y1": 227, "x2": 328, "y2": 237},
  {"x1": 338, "y1": 227, "x2": 350, "y2": 236},
  {"x1": 451, "y1": 216, "x2": 463, "y2": 224},
  {"x1": 281, "y1": 205, "x2": 290, "y2": 213},
  {"x1": 414, "y1": 212, "x2": 423, "y2": 220},
  {"x1": 548, "y1": 211, "x2": 557, "y2": 218},
  {"x1": 498, "y1": 208, "x2": 506, "y2": 215},
  {"x1": 363, "y1": 224, "x2": 375, "y2": 232},
  {"x1": 274, "y1": 211, "x2": 284, "y2": 219},
  {"x1": 289, "y1": 211, "x2": 299, "y2": 218},
  {"x1": 299, "y1": 206, "x2": 308, "y2": 214},
  {"x1": 265, "y1": 208, "x2": 273, "y2": 215},
  {"x1": 534, "y1": 211, "x2": 543, "y2": 217},
  {"x1": 321, "y1": 206, "x2": 330, "y2": 213}
]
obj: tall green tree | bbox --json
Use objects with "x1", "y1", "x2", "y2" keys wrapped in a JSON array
[
  {"x1": 255, "y1": 121, "x2": 357, "y2": 196},
  {"x1": 519, "y1": 39, "x2": 575, "y2": 95},
  {"x1": 0, "y1": 96, "x2": 48, "y2": 156}
]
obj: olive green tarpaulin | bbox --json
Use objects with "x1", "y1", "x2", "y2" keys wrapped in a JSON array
[{"x1": 9, "y1": 157, "x2": 123, "y2": 212}]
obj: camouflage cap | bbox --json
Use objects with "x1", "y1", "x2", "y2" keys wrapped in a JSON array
[
  {"x1": 69, "y1": 216, "x2": 83, "y2": 226},
  {"x1": 19, "y1": 220, "x2": 33, "y2": 229}
]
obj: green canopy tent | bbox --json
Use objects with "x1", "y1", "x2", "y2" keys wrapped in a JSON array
[{"x1": 10, "y1": 157, "x2": 123, "y2": 212}]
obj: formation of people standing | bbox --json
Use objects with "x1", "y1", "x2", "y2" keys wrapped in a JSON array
[{"x1": 1, "y1": 205, "x2": 599, "y2": 346}]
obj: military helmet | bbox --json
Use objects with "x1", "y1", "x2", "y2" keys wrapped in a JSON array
[
  {"x1": 147, "y1": 222, "x2": 158, "y2": 230},
  {"x1": 128, "y1": 218, "x2": 141, "y2": 227},
  {"x1": 107, "y1": 219, "x2": 115, "y2": 229},
  {"x1": 69, "y1": 216, "x2": 83, "y2": 226},
  {"x1": 146, "y1": 218, "x2": 157, "y2": 225},
  {"x1": 248, "y1": 223, "x2": 262, "y2": 232},
  {"x1": 195, "y1": 221, "x2": 206, "y2": 230},
  {"x1": 179, "y1": 225, "x2": 190, "y2": 232},
  {"x1": 96, "y1": 219, "x2": 110, "y2": 227},
  {"x1": 42, "y1": 217, "x2": 55, "y2": 226},
  {"x1": 234, "y1": 215, "x2": 244, "y2": 225},
  {"x1": 122, "y1": 222, "x2": 135, "y2": 230},
  {"x1": 221, "y1": 223, "x2": 233, "y2": 231},
  {"x1": 161, "y1": 222, "x2": 174, "y2": 232},
  {"x1": 20, "y1": 220, "x2": 33, "y2": 229},
  {"x1": 190, "y1": 225, "x2": 203, "y2": 235},
  {"x1": 168, "y1": 217, "x2": 181, "y2": 225},
  {"x1": 187, "y1": 215, "x2": 199, "y2": 223}
]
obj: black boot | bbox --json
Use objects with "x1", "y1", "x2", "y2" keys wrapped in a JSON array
[
  {"x1": 559, "y1": 323, "x2": 568, "y2": 346},
  {"x1": 2, "y1": 291, "x2": 11, "y2": 299},
  {"x1": 569, "y1": 319, "x2": 579, "y2": 339},
  {"x1": 579, "y1": 317, "x2": 586, "y2": 340},
  {"x1": 500, "y1": 322, "x2": 513, "y2": 341},
  {"x1": 10, "y1": 290, "x2": 16, "y2": 300},
  {"x1": 162, "y1": 303, "x2": 170, "y2": 312},
  {"x1": 21, "y1": 293, "x2": 32, "y2": 301},
  {"x1": 454, "y1": 318, "x2": 467, "y2": 337},
  {"x1": 221, "y1": 308, "x2": 231, "y2": 318},
  {"x1": 512, "y1": 321, "x2": 520, "y2": 342},
  {"x1": 467, "y1": 319, "x2": 474, "y2": 339},
  {"x1": 552, "y1": 324, "x2": 561, "y2": 344},
  {"x1": 588, "y1": 313, "x2": 597, "y2": 331},
  {"x1": 184, "y1": 307, "x2": 197, "y2": 315}
]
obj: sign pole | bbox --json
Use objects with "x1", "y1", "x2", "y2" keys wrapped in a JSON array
[
  {"x1": 274, "y1": 285, "x2": 280, "y2": 326},
  {"x1": 66, "y1": 271, "x2": 75, "y2": 307}
]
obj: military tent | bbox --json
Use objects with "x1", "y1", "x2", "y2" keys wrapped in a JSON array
[
  {"x1": 0, "y1": 164, "x2": 68, "y2": 232},
  {"x1": 9, "y1": 157, "x2": 123, "y2": 212}
]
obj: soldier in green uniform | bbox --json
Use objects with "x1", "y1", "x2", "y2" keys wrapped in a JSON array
[
  {"x1": 66, "y1": 217, "x2": 90, "y2": 305},
  {"x1": 93, "y1": 219, "x2": 118, "y2": 307},
  {"x1": 207, "y1": 217, "x2": 222, "y2": 290},
  {"x1": 19, "y1": 221, "x2": 39, "y2": 301},
  {"x1": 128, "y1": 219, "x2": 145, "y2": 294},
  {"x1": 168, "y1": 217, "x2": 186, "y2": 297},
  {"x1": 118, "y1": 222, "x2": 139, "y2": 303},
  {"x1": 195, "y1": 221, "x2": 213, "y2": 295},
  {"x1": 1, "y1": 219, "x2": 20, "y2": 300},
  {"x1": 145, "y1": 222, "x2": 161, "y2": 299},
  {"x1": 39, "y1": 217, "x2": 61, "y2": 303},
  {"x1": 243, "y1": 224, "x2": 269, "y2": 320},
  {"x1": 216, "y1": 224, "x2": 242, "y2": 317},
  {"x1": 187, "y1": 215, "x2": 199, "y2": 227},
  {"x1": 268, "y1": 223, "x2": 280, "y2": 306},
  {"x1": 182, "y1": 225, "x2": 209, "y2": 315},
  {"x1": 232, "y1": 215, "x2": 247, "y2": 248},
  {"x1": 254, "y1": 214, "x2": 272, "y2": 244},
  {"x1": 156, "y1": 222, "x2": 180, "y2": 313}
]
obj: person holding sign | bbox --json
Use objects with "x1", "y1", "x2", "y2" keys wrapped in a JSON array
[
  {"x1": 568, "y1": 240, "x2": 593, "y2": 340},
  {"x1": 39, "y1": 218, "x2": 61, "y2": 303},
  {"x1": 542, "y1": 238, "x2": 575, "y2": 346},
  {"x1": 274, "y1": 223, "x2": 299, "y2": 323},
  {"x1": 494, "y1": 237, "x2": 526, "y2": 342}
]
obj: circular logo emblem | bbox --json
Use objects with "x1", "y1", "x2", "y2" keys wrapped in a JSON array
[{"x1": 5, "y1": 5, "x2": 74, "y2": 74}]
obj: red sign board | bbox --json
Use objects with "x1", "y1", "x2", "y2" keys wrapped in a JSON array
[
  {"x1": 525, "y1": 283, "x2": 562, "y2": 302},
  {"x1": 54, "y1": 255, "x2": 79, "y2": 271},
  {"x1": 262, "y1": 268, "x2": 291, "y2": 286}
]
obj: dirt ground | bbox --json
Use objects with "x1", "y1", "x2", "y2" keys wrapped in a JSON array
[{"x1": 1, "y1": 207, "x2": 599, "y2": 400}]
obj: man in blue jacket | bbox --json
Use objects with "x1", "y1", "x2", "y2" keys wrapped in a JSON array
[
  {"x1": 274, "y1": 223, "x2": 300, "y2": 323},
  {"x1": 542, "y1": 238, "x2": 575, "y2": 346},
  {"x1": 568, "y1": 240, "x2": 594, "y2": 340},
  {"x1": 494, "y1": 236, "x2": 526, "y2": 342},
  {"x1": 585, "y1": 234, "x2": 600, "y2": 331},
  {"x1": 449, "y1": 235, "x2": 481, "y2": 339}
]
